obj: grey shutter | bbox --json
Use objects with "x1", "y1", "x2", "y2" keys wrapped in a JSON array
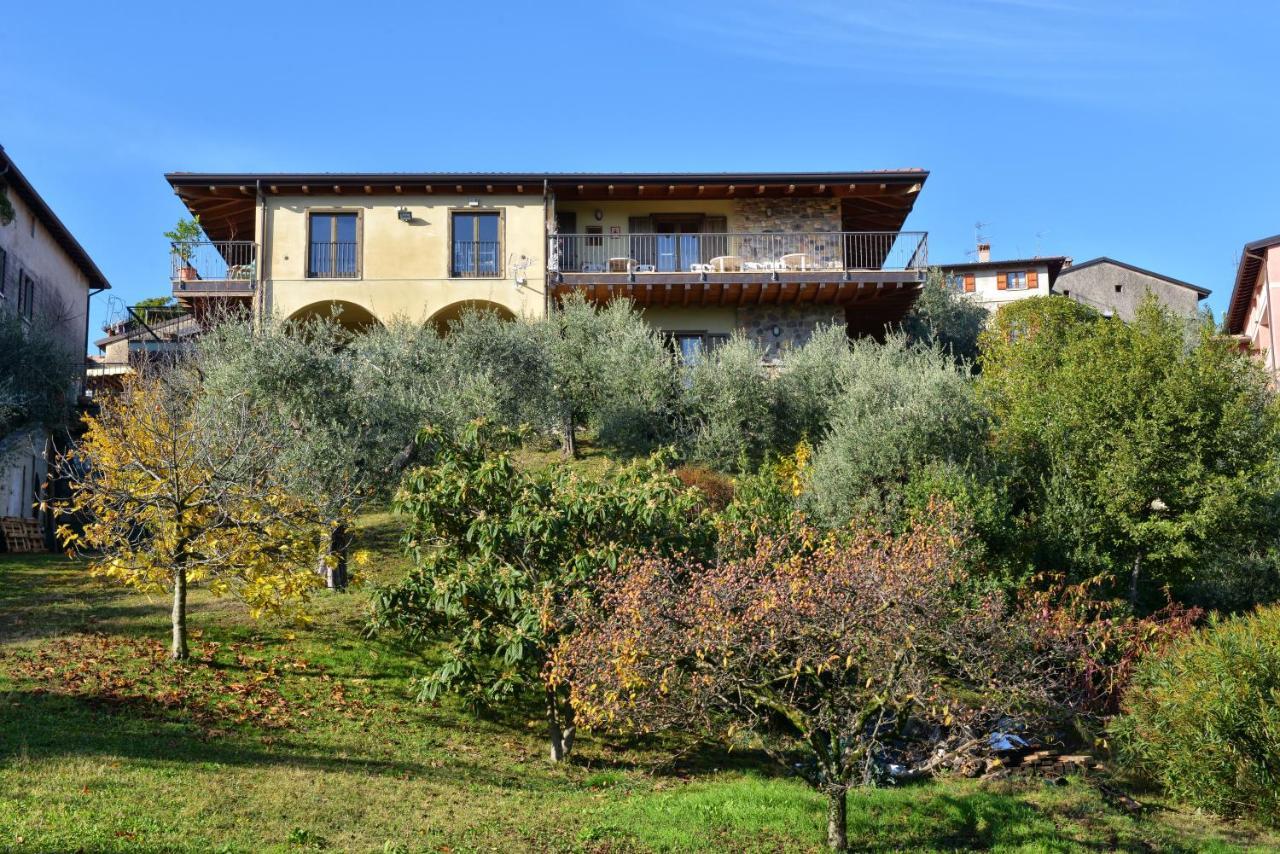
[
  {"x1": 702, "y1": 215, "x2": 728, "y2": 261},
  {"x1": 629, "y1": 216, "x2": 653, "y2": 266}
]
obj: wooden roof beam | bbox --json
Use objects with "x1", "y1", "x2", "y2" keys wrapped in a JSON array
[
  {"x1": 301, "y1": 185, "x2": 310, "y2": 194},
  {"x1": 333, "y1": 185, "x2": 343, "y2": 194},
  {"x1": 425, "y1": 185, "x2": 433, "y2": 193},
  {"x1": 364, "y1": 185, "x2": 373, "y2": 194}
]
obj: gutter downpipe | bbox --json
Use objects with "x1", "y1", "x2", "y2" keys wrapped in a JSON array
[
  {"x1": 256, "y1": 179, "x2": 267, "y2": 327},
  {"x1": 543, "y1": 178, "x2": 551, "y2": 318}
]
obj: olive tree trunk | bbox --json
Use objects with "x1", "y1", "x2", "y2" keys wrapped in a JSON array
[
  {"x1": 1129, "y1": 553, "x2": 1142, "y2": 611},
  {"x1": 171, "y1": 565, "x2": 189, "y2": 660},
  {"x1": 561, "y1": 409, "x2": 578, "y2": 460},
  {"x1": 826, "y1": 789, "x2": 848, "y2": 852},
  {"x1": 322, "y1": 523, "x2": 352, "y2": 590}
]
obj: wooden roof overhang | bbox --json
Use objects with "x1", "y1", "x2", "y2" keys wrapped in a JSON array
[
  {"x1": 550, "y1": 271, "x2": 925, "y2": 312},
  {"x1": 1226, "y1": 234, "x2": 1280, "y2": 334},
  {"x1": 166, "y1": 170, "x2": 928, "y2": 241}
]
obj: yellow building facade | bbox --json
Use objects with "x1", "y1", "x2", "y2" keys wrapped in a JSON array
[{"x1": 166, "y1": 171, "x2": 930, "y2": 355}]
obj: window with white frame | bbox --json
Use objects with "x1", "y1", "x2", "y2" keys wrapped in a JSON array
[{"x1": 1005, "y1": 270, "x2": 1028, "y2": 290}]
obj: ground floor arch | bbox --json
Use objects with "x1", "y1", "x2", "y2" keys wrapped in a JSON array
[
  {"x1": 427, "y1": 300, "x2": 519, "y2": 334},
  {"x1": 283, "y1": 300, "x2": 382, "y2": 333}
]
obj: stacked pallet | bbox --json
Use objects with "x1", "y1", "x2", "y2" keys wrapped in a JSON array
[
  {"x1": 986, "y1": 749, "x2": 1105, "y2": 779},
  {"x1": 0, "y1": 517, "x2": 45, "y2": 553}
]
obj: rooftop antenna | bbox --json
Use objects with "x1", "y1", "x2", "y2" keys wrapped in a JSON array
[
  {"x1": 967, "y1": 221, "x2": 990, "y2": 260},
  {"x1": 1034, "y1": 231, "x2": 1049, "y2": 257}
]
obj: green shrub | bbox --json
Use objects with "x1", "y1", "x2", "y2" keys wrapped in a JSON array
[
  {"x1": 682, "y1": 334, "x2": 774, "y2": 472},
  {"x1": 1113, "y1": 605, "x2": 1280, "y2": 823},
  {"x1": 805, "y1": 336, "x2": 986, "y2": 527},
  {"x1": 771, "y1": 323, "x2": 856, "y2": 448}
]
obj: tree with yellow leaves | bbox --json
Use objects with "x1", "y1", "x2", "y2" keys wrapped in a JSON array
[{"x1": 56, "y1": 370, "x2": 331, "y2": 660}]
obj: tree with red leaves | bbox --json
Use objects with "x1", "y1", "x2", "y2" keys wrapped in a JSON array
[{"x1": 555, "y1": 508, "x2": 1064, "y2": 852}]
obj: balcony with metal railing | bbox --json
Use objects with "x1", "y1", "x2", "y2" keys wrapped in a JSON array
[
  {"x1": 170, "y1": 241, "x2": 258, "y2": 297},
  {"x1": 549, "y1": 230, "x2": 928, "y2": 309},
  {"x1": 551, "y1": 231, "x2": 927, "y2": 276}
]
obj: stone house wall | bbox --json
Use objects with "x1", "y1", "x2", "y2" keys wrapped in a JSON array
[
  {"x1": 731, "y1": 199, "x2": 844, "y2": 270},
  {"x1": 737, "y1": 305, "x2": 846, "y2": 363}
]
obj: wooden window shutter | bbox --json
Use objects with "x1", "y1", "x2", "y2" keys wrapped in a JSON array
[
  {"x1": 702, "y1": 215, "x2": 728, "y2": 260},
  {"x1": 996, "y1": 272, "x2": 1008, "y2": 290},
  {"x1": 964, "y1": 273, "x2": 975, "y2": 293},
  {"x1": 1027, "y1": 270, "x2": 1039, "y2": 288}
]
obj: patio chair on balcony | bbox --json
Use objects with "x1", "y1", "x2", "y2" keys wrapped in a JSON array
[
  {"x1": 608, "y1": 257, "x2": 637, "y2": 273},
  {"x1": 708, "y1": 256, "x2": 743, "y2": 273},
  {"x1": 779, "y1": 253, "x2": 812, "y2": 271},
  {"x1": 581, "y1": 261, "x2": 607, "y2": 273}
]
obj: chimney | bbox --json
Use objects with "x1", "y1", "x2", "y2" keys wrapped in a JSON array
[{"x1": 977, "y1": 242, "x2": 991, "y2": 263}]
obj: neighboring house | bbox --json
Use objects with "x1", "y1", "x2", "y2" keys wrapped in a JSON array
[
  {"x1": 88, "y1": 304, "x2": 198, "y2": 395},
  {"x1": 1224, "y1": 233, "x2": 1280, "y2": 379},
  {"x1": 1053, "y1": 257, "x2": 1209, "y2": 320},
  {"x1": 938, "y1": 243, "x2": 1069, "y2": 312},
  {"x1": 163, "y1": 170, "x2": 930, "y2": 361},
  {"x1": 0, "y1": 145, "x2": 111, "y2": 520}
]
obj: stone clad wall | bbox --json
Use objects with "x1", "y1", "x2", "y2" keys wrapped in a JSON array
[
  {"x1": 737, "y1": 305, "x2": 846, "y2": 363},
  {"x1": 732, "y1": 198, "x2": 841, "y2": 233},
  {"x1": 732, "y1": 199, "x2": 844, "y2": 268}
]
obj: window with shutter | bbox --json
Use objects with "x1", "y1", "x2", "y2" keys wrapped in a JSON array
[
  {"x1": 1027, "y1": 270, "x2": 1039, "y2": 288},
  {"x1": 996, "y1": 272, "x2": 1008, "y2": 290},
  {"x1": 964, "y1": 273, "x2": 975, "y2": 293}
]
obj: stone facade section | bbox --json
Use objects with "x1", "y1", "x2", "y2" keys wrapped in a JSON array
[
  {"x1": 732, "y1": 198, "x2": 841, "y2": 234},
  {"x1": 737, "y1": 305, "x2": 846, "y2": 363}
]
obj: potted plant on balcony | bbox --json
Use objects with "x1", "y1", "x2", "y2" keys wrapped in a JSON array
[{"x1": 165, "y1": 216, "x2": 203, "y2": 282}]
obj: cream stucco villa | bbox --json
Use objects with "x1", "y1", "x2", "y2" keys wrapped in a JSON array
[{"x1": 165, "y1": 170, "x2": 929, "y2": 359}]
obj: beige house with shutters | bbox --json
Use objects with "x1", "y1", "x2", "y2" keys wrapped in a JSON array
[
  {"x1": 0, "y1": 145, "x2": 111, "y2": 523},
  {"x1": 939, "y1": 243, "x2": 1069, "y2": 312},
  {"x1": 163, "y1": 170, "x2": 931, "y2": 361}
]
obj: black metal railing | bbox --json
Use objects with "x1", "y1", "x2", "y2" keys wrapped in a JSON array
[
  {"x1": 451, "y1": 241, "x2": 502, "y2": 278},
  {"x1": 550, "y1": 231, "x2": 928, "y2": 274},
  {"x1": 170, "y1": 241, "x2": 258, "y2": 286},
  {"x1": 307, "y1": 242, "x2": 359, "y2": 279}
]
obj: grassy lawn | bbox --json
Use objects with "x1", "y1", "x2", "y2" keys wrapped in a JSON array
[{"x1": 1, "y1": 513, "x2": 1277, "y2": 853}]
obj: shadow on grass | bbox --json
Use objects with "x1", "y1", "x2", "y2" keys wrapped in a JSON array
[{"x1": 0, "y1": 689, "x2": 525, "y2": 789}]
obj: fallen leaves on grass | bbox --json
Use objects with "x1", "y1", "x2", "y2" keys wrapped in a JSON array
[{"x1": 1, "y1": 633, "x2": 373, "y2": 736}]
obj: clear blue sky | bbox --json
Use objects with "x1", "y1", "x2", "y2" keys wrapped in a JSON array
[{"x1": 5, "y1": 1, "x2": 1278, "y2": 347}]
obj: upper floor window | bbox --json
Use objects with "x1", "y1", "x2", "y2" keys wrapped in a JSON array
[
  {"x1": 1005, "y1": 270, "x2": 1028, "y2": 290},
  {"x1": 945, "y1": 272, "x2": 966, "y2": 292},
  {"x1": 308, "y1": 212, "x2": 359, "y2": 279},
  {"x1": 451, "y1": 211, "x2": 501, "y2": 278},
  {"x1": 17, "y1": 270, "x2": 35, "y2": 319}
]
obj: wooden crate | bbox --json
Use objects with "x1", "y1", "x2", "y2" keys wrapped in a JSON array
[{"x1": 0, "y1": 517, "x2": 45, "y2": 553}]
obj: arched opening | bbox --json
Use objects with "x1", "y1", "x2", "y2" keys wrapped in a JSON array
[
  {"x1": 427, "y1": 300, "x2": 518, "y2": 334},
  {"x1": 283, "y1": 300, "x2": 381, "y2": 333}
]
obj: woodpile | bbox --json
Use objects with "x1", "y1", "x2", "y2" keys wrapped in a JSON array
[
  {"x1": 982, "y1": 748, "x2": 1105, "y2": 780},
  {"x1": 0, "y1": 517, "x2": 46, "y2": 553}
]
